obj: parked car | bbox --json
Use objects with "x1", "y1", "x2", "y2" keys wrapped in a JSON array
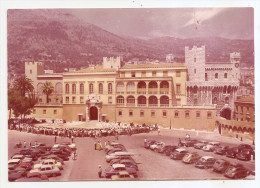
[
  {"x1": 60, "y1": 142, "x2": 77, "y2": 151},
  {"x1": 238, "y1": 144, "x2": 253, "y2": 151},
  {"x1": 19, "y1": 148, "x2": 32, "y2": 155},
  {"x1": 8, "y1": 172, "x2": 23, "y2": 181},
  {"x1": 208, "y1": 142, "x2": 220, "y2": 146},
  {"x1": 105, "y1": 164, "x2": 137, "y2": 178},
  {"x1": 8, "y1": 159, "x2": 21, "y2": 170},
  {"x1": 162, "y1": 145, "x2": 178, "y2": 156},
  {"x1": 17, "y1": 162, "x2": 33, "y2": 171},
  {"x1": 111, "y1": 171, "x2": 135, "y2": 180},
  {"x1": 202, "y1": 144, "x2": 216, "y2": 152},
  {"x1": 224, "y1": 163, "x2": 249, "y2": 179},
  {"x1": 226, "y1": 147, "x2": 240, "y2": 158},
  {"x1": 144, "y1": 140, "x2": 157, "y2": 149},
  {"x1": 214, "y1": 145, "x2": 230, "y2": 155},
  {"x1": 236, "y1": 149, "x2": 253, "y2": 161},
  {"x1": 150, "y1": 141, "x2": 165, "y2": 151},
  {"x1": 114, "y1": 159, "x2": 138, "y2": 170},
  {"x1": 107, "y1": 148, "x2": 126, "y2": 155},
  {"x1": 213, "y1": 159, "x2": 230, "y2": 173},
  {"x1": 110, "y1": 156, "x2": 134, "y2": 165},
  {"x1": 33, "y1": 159, "x2": 63, "y2": 170},
  {"x1": 195, "y1": 156, "x2": 216, "y2": 169},
  {"x1": 184, "y1": 139, "x2": 198, "y2": 147},
  {"x1": 12, "y1": 154, "x2": 25, "y2": 160},
  {"x1": 194, "y1": 142, "x2": 207, "y2": 150},
  {"x1": 182, "y1": 152, "x2": 200, "y2": 164},
  {"x1": 30, "y1": 164, "x2": 61, "y2": 177},
  {"x1": 106, "y1": 152, "x2": 135, "y2": 162},
  {"x1": 170, "y1": 148, "x2": 188, "y2": 160}
]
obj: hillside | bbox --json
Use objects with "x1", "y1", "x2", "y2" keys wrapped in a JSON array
[{"x1": 7, "y1": 9, "x2": 254, "y2": 74}]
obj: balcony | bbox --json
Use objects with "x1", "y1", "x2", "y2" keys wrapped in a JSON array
[
  {"x1": 126, "y1": 103, "x2": 135, "y2": 107},
  {"x1": 137, "y1": 104, "x2": 147, "y2": 107},
  {"x1": 35, "y1": 103, "x2": 63, "y2": 107},
  {"x1": 148, "y1": 88, "x2": 158, "y2": 95},
  {"x1": 149, "y1": 104, "x2": 158, "y2": 107},
  {"x1": 160, "y1": 104, "x2": 169, "y2": 107},
  {"x1": 137, "y1": 88, "x2": 146, "y2": 95}
]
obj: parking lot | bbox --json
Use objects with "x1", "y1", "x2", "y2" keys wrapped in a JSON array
[{"x1": 8, "y1": 126, "x2": 255, "y2": 181}]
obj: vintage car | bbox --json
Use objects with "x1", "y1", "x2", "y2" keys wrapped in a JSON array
[
  {"x1": 105, "y1": 164, "x2": 137, "y2": 178},
  {"x1": 183, "y1": 139, "x2": 198, "y2": 147},
  {"x1": 193, "y1": 142, "x2": 207, "y2": 150},
  {"x1": 214, "y1": 145, "x2": 230, "y2": 155},
  {"x1": 238, "y1": 144, "x2": 253, "y2": 151},
  {"x1": 111, "y1": 171, "x2": 135, "y2": 180},
  {"x1": 161, "y1": 145, "x2": 178, "y2": 156},
  {"x1": 30, "y1": 164, "x2": 61, "y2": 177},
  {"x1": 8, "y1": 159, "x2": 21, "y2": 170},
  {"x1": 150, "y1": 141, "x2": 165, "y2": 151},
  {"x1": 195, "y1": 156, "x2": 216, "y2": 169},
  {"x1": 60, "y1": 142, "x2": 77, "y2": 150},
  {"x1": 33, "y1": 159, "x2": 63, "y2": 170},
  {"x1": 208, "y1": 142, "x2": 221, "y2": 146},
  {"x1": 17, "y1": 161, "x2": 33, "y2": 171},
  {"x1": 22, "y1": 157, "x2": 33, "y2": 163},
  {"x1": 224, "y1": 163, "x2": 249, "y2": 179},
  {"x1": 202, "y1": 144, "x2": 216, "y2": 152},
  {"x1": 226, "y1": 147, "x2": 240, "y2": 158},
  {"x1": 182, "y1": 152, "x2": 200, "y2": 164},
  {"x1": 236, "y1": 149, "x2": 253, "y2": 161},
  {"x1": 107, "y1": 148, "x2": 126, "y2": 155},
  {"x1": 8, "y1": 172, "x2": 23, "y2": 181},
  {"x1": 144, "y1": 140, "x2": 157, "y2": 149},
  {"x1": 170, "y1": 148, "x2": 188, "y2": 160},
  {"x1": 111, "y1": 159, "x2": 138, "y2": 170},
  {"x1": 12, "y1": 154, "x2": 25, "y2": 160},
  {"x1": 106, "y1": 152, "x2": 135, "y2": 162},
  {"x1": 213, "y1": 159, "x2": 230, "y2": 173}
]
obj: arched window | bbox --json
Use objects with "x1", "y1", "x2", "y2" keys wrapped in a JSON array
[
  {"x1": 224, "y1": 73, "x2": 228, "y2": 79},
  {"x1": 137, "y1": 96, "x2": 146, "y2": 105},
  {"x1": 148, "y1": 81, "x2": 158, "y2": 88},
  {"x1": 225, "y1": 97, "x2": 229, "y2": 104},
  {"x1": 116, "y1": 95, "x2": 124, "y2": 104},
  {"x1": 160, "y1": 96, "x2": 169, "y2": 105},
  {"x1": 116, "y1": 82, "x2": 124, "y2": 92},
  {"x1": 65, "y1": 84, "x2": 69, "y2": 93},
  {"x1": 127, "y1": 96, "x2": 135, "y2": 104},
  {"x1": 99, "y1": 83, "x2": 103, "y2": 94},
  {"x1": 108, "y1": 83, "x2": 112, "y2": 94},
  {"x1": 89, "y1": 83, "x2": 94, "y2": 94},
  {"x1": 215, "y1": 73, "x2": 218, "y2": 79},
  {"x1": 55, "y1": 83, "x2": 62, "y2": 94},
  {"x1": 37, "y1": 83, "x2": 43, "y2": 94},
  {"x1": 160, "y1": 81, "x2": 169, "y2": 88},
  {"x1": 137, "y1": 81, "x2": 146, "y2": 88},
  {"x1": 213, "y1": 97, "x2": 218, "y2": 104},
  {"x1": 126, "y1": 82, "x2": 135, "y2": 92},
  {"x1": 72, "y1": 84, "x2": 76, "y2": 94},
  {"x1": 149, "y1": 96, "x2": 158, "y2": 106},
  {"x1": 80, "y1": 83, "x2": 84, "y2": 94}
]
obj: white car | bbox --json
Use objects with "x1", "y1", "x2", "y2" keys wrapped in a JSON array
[
  {"x1": 150, "y1": 142, "x2": 165, "y2": 151},
  {"x1": 30, "y1": 164, "x2": 61, "y2": 177},
  {"x1": 202, "y1": 144, "x2": 216, "y2": 152},
  {"x1": 106, "y1": 152, "x2": 135, "y2": 162}
]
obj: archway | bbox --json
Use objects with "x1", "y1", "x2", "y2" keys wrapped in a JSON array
[
  {"x1": 89, "y1": 106, "x2": 98, "y2": 120},
  {"x1": 220, "y1": 108, "x2": 232, "y2": 120}
]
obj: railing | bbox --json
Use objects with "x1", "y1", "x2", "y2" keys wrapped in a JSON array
[
  {"x1": 137, "y1": 104, "x2": 147, "y2": 107},
  {"x1": 126, "y1": 103, "x2": 135, "y2": 107},
  {"x1": 149, "y1": 104, "x2": 158, "y2": 107},
  {"x1": 160, "y1": 104, "x2": 169, "y2": 107},
  {"x1": 116, "y1": 92, "x2": 125, "y2": 94},
  {"x1": 160, "y1": 91, "x2": 169, "y2": 95},
  {"x1": 127, "y1": 92, "x2": 135, "y2": 94},
  {"x1": 148, "y1": 91, "x2": 157, "y2": 94},
  {"x1": 137, "y1": 91, "x2": 146, "y2": 94},
  {"x1": 35, "y1": 103, "x2": 63, "y2": 106},
  {"x1": 116, "y1": 103, "x2": 125, "y2": 106}
]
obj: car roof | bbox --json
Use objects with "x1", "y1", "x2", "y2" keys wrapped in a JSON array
[
  {"x1": 112, "y1": 152, "x2": 135, "y2": 156},
  {"x1": 8, "y1": 159, "x2": 21, "y2": 163},
  {"x1": 41, "y1": 164, "x2": 53, "y2": 168},
  {"x1": 176, "y1": 148, "x2": 186, "y2": 152},
  {"x1": 201, "y1": 156, "x2": 214, "y2": 160},
  {"x1": 112, "y1": 164, "x2": 125, "y2": 168},
  {"x1": 12, "y1": 154, "x2": 24, "y2": 158}
]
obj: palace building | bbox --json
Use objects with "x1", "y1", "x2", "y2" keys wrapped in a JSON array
[
  {"x1": 185, "y1": 46, "x2": 241, "y2": 120},
  {"x1": 25, "y1": 45, "x2": 243, "y2": 131}
]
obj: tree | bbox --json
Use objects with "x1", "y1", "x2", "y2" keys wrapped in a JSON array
[
  {"x1": 41, "y1": 81, "x2": 54, "y2": 103},
  {"x1": 13, "y1": 75, "x2": 34, "y2": 97},
  {"x1": 8, "y1": 89, "x2": 37, "y2": 119}
]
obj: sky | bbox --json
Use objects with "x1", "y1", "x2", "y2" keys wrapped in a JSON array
[{"x1": 69, "y1": 8, "x2": 254, "y2": 40}]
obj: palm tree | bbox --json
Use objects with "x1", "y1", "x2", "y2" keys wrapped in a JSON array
[
  {"x1": 13, "y1": 75, "x2": 34, "y2": 97},
  {"x1": 41, "y1": 81, "x2": 54, "y2": 103}
]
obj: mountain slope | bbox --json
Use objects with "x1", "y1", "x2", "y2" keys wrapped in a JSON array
[{"x1": 7, "y1": 9, "x2": 254, "y2": 74}]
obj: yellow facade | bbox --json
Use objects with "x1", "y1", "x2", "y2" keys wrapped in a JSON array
[{"x1": 26, "y1": 61, "x2": 217, "y2": 131}]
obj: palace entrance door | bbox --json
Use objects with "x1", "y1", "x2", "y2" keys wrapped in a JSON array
[{"x1": 89, "y1": 106, "x2": 98, "y2": 120}]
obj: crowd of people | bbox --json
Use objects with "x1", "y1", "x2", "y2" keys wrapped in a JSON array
[{"x1": 8, "y1": 118, "x2": 158, "y2": 139}]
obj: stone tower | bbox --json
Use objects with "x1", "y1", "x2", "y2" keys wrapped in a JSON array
[
  {"x1": 185, "y1": 46, "x2": 206, "y2": 81},
  {"x1": 103, "y1": 56, "x2": 122, "y2": 69},
  {"x1": 25, "y1": 61, "x2": 44, "y2": 91},
  {"x1": 230, "y1": 52, "x2": 241, "y2": 84}
]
